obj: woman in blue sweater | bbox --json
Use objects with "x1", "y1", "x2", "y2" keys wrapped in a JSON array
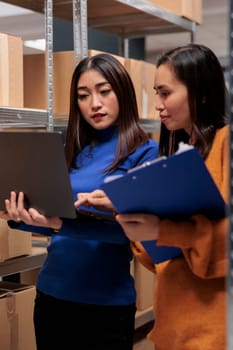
[{"x1": 1, "y1": 53, "x2": 158, "y2": 350}]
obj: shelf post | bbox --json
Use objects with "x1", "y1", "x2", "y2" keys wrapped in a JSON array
[
  {"x1": 228, "y1": 0, "x2": 233, "y2": 348},
  {"x1": 73, "y1": 0, "x2": 88, "y2": 65},
  {"x1": 45, "y1": 0, "x2": 54, "y2": 131}
]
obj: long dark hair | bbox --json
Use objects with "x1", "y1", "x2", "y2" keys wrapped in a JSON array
[
  {"x1": 65, "y1": 53, "x2": 149, "y2": 171},
  {"x1": 157, "y1": 44, "x2": 228, "y2": 158}
]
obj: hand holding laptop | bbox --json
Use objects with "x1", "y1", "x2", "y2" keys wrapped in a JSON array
[
  {"x1": 0, "y1": 191, "x2": 62, "y2": 231},
  {"x1": 0, "y1": 131, "x2": 77, "y2": 219}
]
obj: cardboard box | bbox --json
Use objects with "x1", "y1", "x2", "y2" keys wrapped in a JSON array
[
  {"x1": 53, "y1": 51, "x2": 75, "y2": 115},
  {"x1": 141, "y1": 60, "x2": 160, "y2": 121},
  {"x1": 20, "y1": 268, "x2": 40, "y2": 285},
  {"x1": 148, "y1": 0, "x2": 202, "y2": 24},
  {"x1": 0, "y1": 32, "x2": 24, "y2": 107},
  {"x1": 24, "y1": 51, "x2": 159, "y2": 124},
  {"x1": 0, "y1": 219, "x2": 32, "y2": 262},
  {"x1": 125, "y1": 58, "x2": 143, "y2": 118},
  {"x1": 88, "y1": 49, "x2": 126, "y2": 66},
  {"x1": 24, "y1": 51, "x2": 73, "y2": 115},
  {"x1": 0, "y1": 281, "x2": 36, "y2": 350},
  {"x1": 23, "y1": 53, "x2": 47, "y2": 110}
]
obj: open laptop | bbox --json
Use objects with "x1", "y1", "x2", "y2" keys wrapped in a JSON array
[{"x1": 0, "y1": 131, "x2": 77, "y2": 218}]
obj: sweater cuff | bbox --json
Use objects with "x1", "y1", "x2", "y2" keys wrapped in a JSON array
[{"x1": 8, "y1": 220, "x2": 22, "y2": 229}]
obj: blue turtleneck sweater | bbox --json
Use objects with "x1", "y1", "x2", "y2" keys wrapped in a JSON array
[{"x1": 10, "y1": 128, "x2": 158, "y2": 305}]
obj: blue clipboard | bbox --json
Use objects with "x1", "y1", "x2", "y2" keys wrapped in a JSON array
[
  {"x1": 141, "y1": 240, "x2": 182, "y2": 264},
  {"x1": 102, "y1": 147, "x2": 227, "y2": 220},
  {"x1": 102, "y1": 147, "x2": 227, "y2": 263}
]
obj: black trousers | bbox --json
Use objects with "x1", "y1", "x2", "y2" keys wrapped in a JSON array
[{"x1": 34, "y1": 290, "x2": 136, "y2": 350}]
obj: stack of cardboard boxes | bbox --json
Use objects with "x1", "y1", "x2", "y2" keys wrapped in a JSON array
[
  {"x1": 0, "y1": 282, "x2": 36, "y2": 350},
  {"x1": 0, "y1": 219, "x2": 32, "y2": 262},
  {"x1": 0, "y1": 33, "x2": 36, "y2": 350},
  {"x1": 0, "y1": 2, "x2": 203, "y2": 347},
  {"x1": 0, "y1": 33, "x2": 24, "y2": 108},
  {"x1": 0, "y1": 218, "x2": 36, "y2": 350},
  {"x1": 0, "y1": 31, "x2": 157, "y2": 349},
  {"x1": 23, "y1": 49, "x2": 160, "y2": 122},
  {"x1": 1, "y1": 36, "x2": 157, "y2": 348},
  {"x1": 148, "y1": 0, "x2": 202, "y2": 24}
]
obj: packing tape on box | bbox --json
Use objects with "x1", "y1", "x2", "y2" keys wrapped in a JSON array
[{"x1": 6, "y1": 292, "x2": 19, "y2": 350}]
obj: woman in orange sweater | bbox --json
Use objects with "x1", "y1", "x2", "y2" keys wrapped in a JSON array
[
  {"x1": 74, "y1": 44, "x2": 229, "y2": 349},
  {"x1": 116, "y1": 44, "x2": 229, "y2": 350}
]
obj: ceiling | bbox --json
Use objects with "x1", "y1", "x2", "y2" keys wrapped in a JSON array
[{"x1": 0, "y1": 0, "x2": 229, "y2": 65}]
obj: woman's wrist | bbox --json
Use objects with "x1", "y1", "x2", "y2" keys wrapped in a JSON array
[
  {"x1": 51, "y1": 221, "x2": 63, "y2": 233},
  {"x1": 8, "y1": 219, "x2": 22, "y2": 228},
  {"x1": 51, "y1": 227, "x2": 60, "y2": 233}
]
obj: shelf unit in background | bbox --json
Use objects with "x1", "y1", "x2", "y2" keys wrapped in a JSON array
[
  {"x1": 0, "y1": 237, "x2": 154, "y2": 330},
  {"x1": 228, "y1": 1, "x2": 233, "y2": 349},
  {"x1": 2, "y1": 0, "x2": 196, "y2": 38},
  {"x1": 0, "y1": 0, "x2": 196, "y2": 132},
  {"x1": 0, "y1": 1, "x2": 197, "y2": 342},
  {"x1": 1, "y1": 1, "x2": 232, "y2": 348}
]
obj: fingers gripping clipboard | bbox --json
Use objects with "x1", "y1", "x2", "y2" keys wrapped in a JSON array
[
  {"x1": 102, "y1": 145, "x2": 227, "y2": 263},
  {"x1": 102, "y1": 146, "x2": 227, "y2": 220}
]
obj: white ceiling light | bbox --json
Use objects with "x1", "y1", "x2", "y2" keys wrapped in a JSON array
[{"x1": 24, "y1": 39, "x2": 46, "y2": 52}]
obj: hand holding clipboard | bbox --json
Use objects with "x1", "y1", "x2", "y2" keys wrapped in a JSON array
[
  {"x1": 102, "y1": 144, "x2": 227, "y2": 220},
  {"x1": 102, "y1": 144, "x2": 227, "y2": 263}
]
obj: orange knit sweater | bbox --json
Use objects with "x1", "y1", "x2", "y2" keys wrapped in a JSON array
[{"x1": 131, "y1": 126, "x2": 229, "y2": 350}]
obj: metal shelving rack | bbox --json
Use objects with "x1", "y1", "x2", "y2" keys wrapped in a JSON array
[
  {"x1": 1, "y1": 0, "x2": 232, "y2": 344},
  {"x1": 0, "y1": 0, "x2": 197, "y2": 334},
  {"x1": 228, "y1": 0, "x2": 233, "y2": 348},
  {"x1": 0, "y1": 0, "x2": 196, "y2": 131}
]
